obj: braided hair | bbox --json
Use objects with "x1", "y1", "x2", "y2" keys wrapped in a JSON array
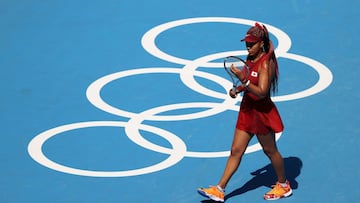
[{"x1": 246, "y1": 23, "x2": 279, "y2": 94}]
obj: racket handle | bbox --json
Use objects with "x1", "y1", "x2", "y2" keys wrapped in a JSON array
[{"x1": 232, "y1": 86, "x2": 237, "y2": 95}]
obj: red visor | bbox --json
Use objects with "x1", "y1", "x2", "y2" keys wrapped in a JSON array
[{"x1": 241, "y1": 34, "x2": 262, "y2": 43}]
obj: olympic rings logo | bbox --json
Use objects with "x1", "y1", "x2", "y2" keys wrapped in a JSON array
[{"x1": 28, "y1": 17, "x2": 333, "y2": 177}]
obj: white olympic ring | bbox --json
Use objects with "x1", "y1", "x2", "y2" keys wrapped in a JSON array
[
  {"x1": 86, "y1": 67, "x2": 238, "y2": 120},
  {"x1": 28, "y1": 17, "x2": 333, "y2": 177},
  {"x1": 142, "y1": 17, "x2": 292, "y2": 67},
  {"x1": 27, "y1": 121, "x2": 187, "y2": 177},
  {"x1": 124, "y1": 101, "x2": 282, "y2": 158},
  {"x1": 273, "y1": 52, "x2": 333, "y2": 102},
  {"x1": 180, "y1": 50, "x2": 333, "y2": 103}
]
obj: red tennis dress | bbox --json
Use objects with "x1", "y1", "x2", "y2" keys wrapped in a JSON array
[{"x1": 236, "y1": 47, "x2": 284, "y2": 135}]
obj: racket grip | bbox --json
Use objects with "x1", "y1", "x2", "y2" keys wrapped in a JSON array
[{"x1": 232, "y1": 86, "x2": 237, "y2": 95}]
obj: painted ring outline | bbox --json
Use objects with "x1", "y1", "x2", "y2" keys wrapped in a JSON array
[
  {"x1": 27, "y1": 121, "x2": 187, "y2": 177},
  {"x1": 179, "y1": 50, "x2": 333, "y2": 102},
  {"x1": 141, "y1": 17, "x2": 292, "y2": 67},
  {"x1": 125, "y1": 102, "x2": 282, "y2": 158},
  {"x1": 86, "y1": 67, "x2": 238, "y2": 120}
]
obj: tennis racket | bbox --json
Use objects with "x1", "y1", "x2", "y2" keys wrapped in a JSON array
[{"x1": 223, "y1": 56, "x2": 250, "y2": 96}]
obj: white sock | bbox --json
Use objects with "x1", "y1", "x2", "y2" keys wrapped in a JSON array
[
  {"x1": 279, "y1": 181, "x2": 288, "y2": 187},
  {"x1": 216, "y1": 185, "x2": 225, "y2": 192}
]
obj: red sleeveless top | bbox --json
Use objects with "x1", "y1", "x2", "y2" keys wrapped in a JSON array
[{"x1": 236, "y1": 42, "x2": 284, "y2": 134}]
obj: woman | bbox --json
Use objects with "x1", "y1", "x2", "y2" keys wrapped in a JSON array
[{"x1": 197, "y1": 23, "x2": 292, "y2": 201}]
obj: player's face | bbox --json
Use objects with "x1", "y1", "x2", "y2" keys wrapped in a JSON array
[
  {"x1": 246, "y1": 41, "x2": 262, "y2": 57},
  {"x1": 246, "y1": 41, "x2": 257, "y2": 48}
]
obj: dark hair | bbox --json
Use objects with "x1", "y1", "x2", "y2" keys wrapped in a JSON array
[
  {"x1": 262, "y1": 24, "x2": 279, "y2": 94},
  {"x1": 262, "y1": 25, "x2": 270, "y2": 53},
  {"x1": 248, "y1": 23, "x2": 278, "y2": 94}
]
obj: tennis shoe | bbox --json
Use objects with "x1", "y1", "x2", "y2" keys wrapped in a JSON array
[
  {"x1": 197, "y1": 185, "x2": 224, "y2": 202},
  {"x1": 264, "y1": 180, "x2": 292, "y2": 200}
]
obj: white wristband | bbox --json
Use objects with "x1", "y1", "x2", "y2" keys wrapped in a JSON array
[{"x1": 245, "y1": 80, "x2": 250, "y2": 87}]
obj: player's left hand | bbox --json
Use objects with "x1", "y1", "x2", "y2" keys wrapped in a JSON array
[{"x1": 231, "y1": 65, "x2": 245, "y2": 81}]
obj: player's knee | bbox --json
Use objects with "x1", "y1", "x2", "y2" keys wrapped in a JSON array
[
  {"x1": 230, "y1": 146, "x2": 245, "y2": 158},
  {"x1": 262, "y1": 147, "x2": 278, "y2": 158}
]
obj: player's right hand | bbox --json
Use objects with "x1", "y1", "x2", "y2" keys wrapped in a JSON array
[{"x1": 229, "y1": 89, "x2": 237, "y2": 98}]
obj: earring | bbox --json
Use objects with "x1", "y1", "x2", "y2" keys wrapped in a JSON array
[{"x1": 261, "y1": 46, "x2": 265, "y2": 52}]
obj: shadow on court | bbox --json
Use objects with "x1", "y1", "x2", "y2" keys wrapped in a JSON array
[{"x1": 200, "y1": 156, "x2": 303, "y2": 202}]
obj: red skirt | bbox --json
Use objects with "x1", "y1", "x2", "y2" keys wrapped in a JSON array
[{"x1": 236, "y1": 93, "x2": 284, "y2": 135}]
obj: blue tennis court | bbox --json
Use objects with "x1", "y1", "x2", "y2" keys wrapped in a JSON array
[{"x1": 1, "y1": 0, "x2": 359, "y2": 202}]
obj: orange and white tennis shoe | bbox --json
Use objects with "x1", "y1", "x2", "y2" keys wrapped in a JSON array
[
  {"x1": 197, "y1": 185, "x2": 224, "y2": 202},
  {"x1": 264, "y1": 180, "x2": 292, "y2": 200}
]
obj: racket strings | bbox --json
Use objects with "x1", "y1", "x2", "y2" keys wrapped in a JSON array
[{"x1": 223, "y1": 56, "x2": 250, "y2": 94}]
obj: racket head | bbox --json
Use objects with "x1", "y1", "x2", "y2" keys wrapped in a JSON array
[{"x1": 223, "y1": 56, "x2": 250, "y2": 84}]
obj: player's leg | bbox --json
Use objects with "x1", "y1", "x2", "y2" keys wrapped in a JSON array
[
  {"x1": 256, "y1": 132, "x2": 285, "y2": 182},
  {"x1": 218, "y1": 129, "x2": 253, "y2": 188},
  {"x1": 256, "y1": 132, "x2": 292, "y2": 200},
  {"x1": 198, "y1": 129, "x2": 252, "y2": 202}
]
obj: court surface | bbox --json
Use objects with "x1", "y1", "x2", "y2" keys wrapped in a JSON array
[{"x1": 1, "y1": 0, "x2": 359, "y2": 202}]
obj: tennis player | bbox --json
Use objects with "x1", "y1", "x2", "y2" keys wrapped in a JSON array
[{"x1": 197, "y1": 23, "x2": 292, "y2": 201}]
